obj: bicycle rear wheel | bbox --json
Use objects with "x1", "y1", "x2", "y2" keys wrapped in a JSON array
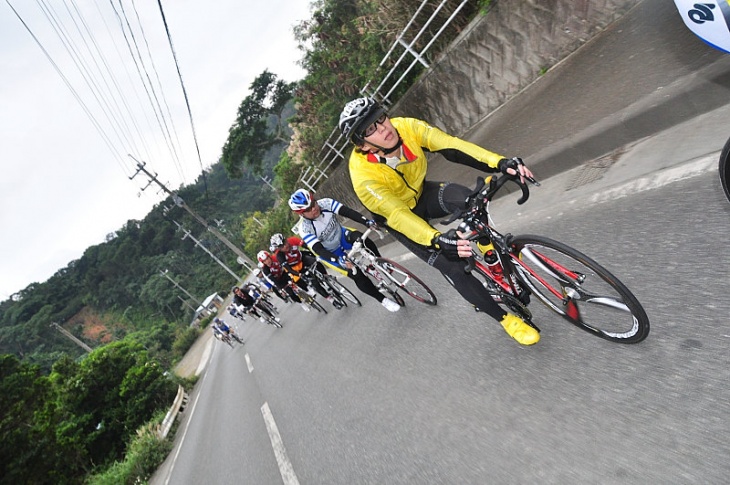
[
  {"x1": 324, "y1": 275, "x2": 362, "y2": 307},
  {"x1": 375, "y1": 257, "x2": 437, "y2": 305},
  {"x1": 510, "y1": 235, "x2": 649, "y2": 343}
]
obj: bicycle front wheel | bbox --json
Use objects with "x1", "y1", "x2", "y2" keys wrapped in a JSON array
[
  {"x1": 510, "y1": 235, "x2": 649, "y2": 343},
  {"x1": 375, "y1": 258, "x2": 437, "y2": 305},
  {"x1": 325, "y1": 275, "x2": 362, "y2": 307},
  {"x1": 719, "y1": 134, "x2": 730, "y2": 203},
  {"x1": 296, "y1": 288, "x2": 328, "y2": 314}
]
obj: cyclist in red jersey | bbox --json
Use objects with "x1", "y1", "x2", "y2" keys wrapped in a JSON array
[
  {"x1": 270, "y1": 233, "x2": 336, "y2": 306},
  {"x1": 257, "y1": 250, "x2": 308, "y2": 311}
]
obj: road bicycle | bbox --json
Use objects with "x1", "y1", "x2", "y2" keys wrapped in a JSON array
[
  {"x1": 442, "y1": 172, "x2": 650, "y2": 343},
  {"x1": 300, "y1": 264, "x2": 362, "y2": 309},
  {"x1": 288, "y1": 280, "x2": 328, "y2": 314},
  {"x1": 252, "y1": 298, "x2": 283, "y2": 328},
  {"x1": 346, "y1": 228, "x2": 437, "y2": 307},
  {"x1": 214, "y1": 330, "x2": 243, "y2": 347},
  {"x1": 254, "y1": 292, "x2": 279, "y2": 315},
  {"x1": 236, "y1": 299, "x2": 282, "y2": 328}
]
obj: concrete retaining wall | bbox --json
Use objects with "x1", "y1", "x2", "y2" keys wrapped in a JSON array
[{"x1": 318, "y1": 0, "x2": 642, "y2": 210}]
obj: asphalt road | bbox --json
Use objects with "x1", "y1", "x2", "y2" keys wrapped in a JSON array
[
  {"x1": 156, "y1": 147, "x2": 730, "y2": 484},
  {"x1": 152, "y1": 1, "x2": 730, "y2": 483}
]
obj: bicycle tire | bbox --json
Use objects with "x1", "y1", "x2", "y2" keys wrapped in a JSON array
[
  {"x1": 297, "y1": 288, "x2": 328, "y2": 314},
  {"x1": 231, "y1": 333, "x2": 244, "y2": 344},
  {"x1": 380, "y1": 286, "x2": 406, "y2": 307},
  {"x1": 374, "y1": 257, "x2": 437, "y2": 305},
  {"x1": 309, "y1": 298, "x2": 327, "y2": 314},
  {"x1": 325, "y1": 275, "x2": 362, "y2": 307},
  {"x1": 719, "y1": 134, "x2": 730, "y2": 203},
  {"x1": 258, "y1": 298, "x2": 278, "y2": 315},
  {"x1": 510, "y1": 235, "x2": 650, "y2": 343}
]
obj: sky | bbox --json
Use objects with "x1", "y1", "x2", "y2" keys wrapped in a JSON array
[{"x1": 0, "y1": 0, "x2": 314, "y2": 301}]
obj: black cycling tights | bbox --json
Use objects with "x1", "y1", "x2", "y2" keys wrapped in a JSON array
[{"x1": 374, "y1": 181, "x2": 507, "y2": 321}]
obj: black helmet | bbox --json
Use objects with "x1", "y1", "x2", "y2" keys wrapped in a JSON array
[{"x1": 339, "y1": 97, "x2": 386, "y2": 145}]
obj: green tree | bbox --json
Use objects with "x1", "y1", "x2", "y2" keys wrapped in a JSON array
[
  {"x1": 221, "y1": 70, "x2": 296, "y2": 177},
  {"x1": 0, "y1": 355, "x2": 54, "y2": 483},
  {"x1": 52, "y1": 341, "x2": 176, "y2": 468},
  {"x1": 274, "y1": 151, "x2": 304, "y2": 196}
]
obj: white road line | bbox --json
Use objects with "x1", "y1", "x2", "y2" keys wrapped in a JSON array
[
  {"x1": 245, "y1": 353, "x2": 254, "y2": 373},
  {"x1": 589, "y1": 154, "x2": 716, "y2": 204},
  {"x1": 261, "y1": 402, "x2": 300, "y2": 485}
]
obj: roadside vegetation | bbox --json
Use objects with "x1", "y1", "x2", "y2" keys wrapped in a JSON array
[{"x1": 0, "y1": 1, "x2": 481, "y2": 482}]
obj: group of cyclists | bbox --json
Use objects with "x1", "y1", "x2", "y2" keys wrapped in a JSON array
[
  {"x1": 214, "y1": 97, "x2": 542, "y2": 347},
  {"x1": 255, "y1": 196, "x2": 402, "y2": 314}
]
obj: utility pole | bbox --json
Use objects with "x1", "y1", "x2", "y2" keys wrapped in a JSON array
[
  {"x1": 261, "y1": 175, "x2": 279, "y2": 197},
  {"x1": 50, "y1": 322, "x2": 93, "y2": 353},
  {"x1": 174, "y1": 221, "x2": 243, "y2": 284},
  {"x1": 159, "y1": 269, "x2": 203, "y2": 307},
  {"x1": 177, "y1": 295, "x2": 197, "y2": 313},
  {"x1": 129, "y1": 157, "x2": 254, "y2": 271}
]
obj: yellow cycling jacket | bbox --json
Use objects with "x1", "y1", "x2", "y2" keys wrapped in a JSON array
[{"x1": 348, "y1": 117, "x2": 505, "y2": 246}]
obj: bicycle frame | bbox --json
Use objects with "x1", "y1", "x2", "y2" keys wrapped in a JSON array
[
  {"x1": 454, "y1": 177, "x2": 570, "y2": 305},
  {"x1": 346, "y1": 227, "x2": 391, "y2": 283}
]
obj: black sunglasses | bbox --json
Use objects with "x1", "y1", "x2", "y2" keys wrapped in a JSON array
[{"x1": 362, "y1": 114, "x2": 387, "y2": 138}]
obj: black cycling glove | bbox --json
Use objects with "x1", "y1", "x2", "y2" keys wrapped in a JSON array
[
  {"x1": 497, "y1": 157, "x2": 524, "y2": 175},
  {"x1": 431, "y1": 229, "x2": 462, "y2": 261}
]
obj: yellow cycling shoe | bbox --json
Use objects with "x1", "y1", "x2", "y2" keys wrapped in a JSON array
[{"x1": 500, "y1": 313, "x2": 540, "y2": 346}]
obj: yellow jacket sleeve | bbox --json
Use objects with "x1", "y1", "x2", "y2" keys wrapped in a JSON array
[{"x1": 356, "y1": 175, "x2": 440, "y2": 247}]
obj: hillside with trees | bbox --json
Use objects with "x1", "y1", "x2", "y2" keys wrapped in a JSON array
[{"x1": 0, "y1": 1, "x2": 482, "y2": 482}]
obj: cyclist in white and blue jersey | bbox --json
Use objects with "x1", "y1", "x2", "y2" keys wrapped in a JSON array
[{"x1": 289, "y1": 189, "x2": 400, "y2": 313}]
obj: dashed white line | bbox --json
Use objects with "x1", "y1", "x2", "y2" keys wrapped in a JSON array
[
  {"x1": 261, "y1": 402, "x2": 300, "y2": 485},
  {"x1": 245, "y1": 353, "x2": 254, "y2": 373}
]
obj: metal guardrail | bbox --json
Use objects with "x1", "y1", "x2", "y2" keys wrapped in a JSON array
[
  {"x1": 157, "y1": 384, "x2": 188, "y2": 439},
  {"x1": 298, "y1": 0, "x2": 470, "y2": 192}
]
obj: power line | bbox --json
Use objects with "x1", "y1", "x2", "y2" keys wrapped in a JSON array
[
  {"x1": 110, "y1": 0, "x2": 183, "y2": 177},
  {"x1": 156, "y1": 0, "x2": 210, "y2": 203},
  {"x1": 6, "y1": 0, "x2": 130, "y2": 176},
  {"x1": 9, "y1": 0, "x2": 213, "y2": 204}
]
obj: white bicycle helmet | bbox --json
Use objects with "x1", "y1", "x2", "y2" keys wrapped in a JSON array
[
  {"x1": 289, "y1": 189, "x2": 313, "y2": 213},
  {"x1": 257, "y1": 250, "x2": 271, "y2": 263},
  {"x1": 339, "y1": 97, "x2": 386, "y2": 145},
  {"x1": 270, "y1": 233, "x2": 285, "y2": 251}
]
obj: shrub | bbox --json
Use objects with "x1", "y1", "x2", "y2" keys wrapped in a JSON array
[{"x1": 86, "y1": 417, "x2": 172, "y2": 485}]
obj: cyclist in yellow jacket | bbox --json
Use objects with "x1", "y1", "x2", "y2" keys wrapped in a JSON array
[{"x1": 339, "y1": 97, "x2": 539, "y2": 346}]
